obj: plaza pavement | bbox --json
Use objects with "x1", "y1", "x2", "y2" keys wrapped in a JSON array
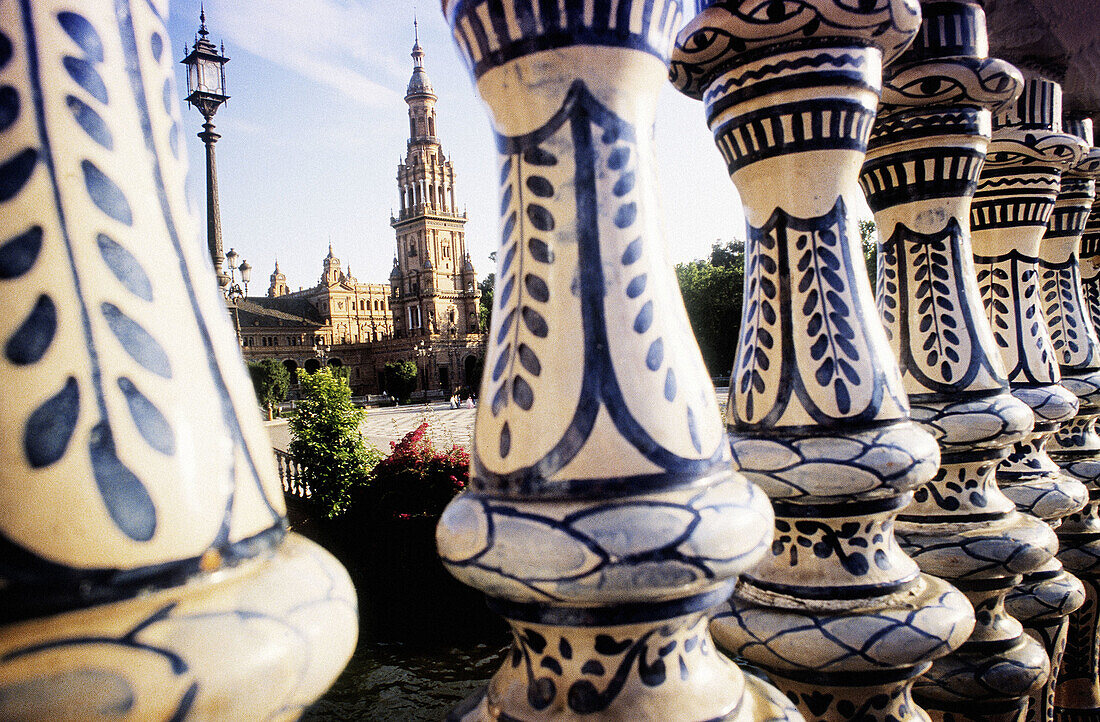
[
  {"x1": 265, "y1": 388, "x2": 730, "y2": 454},
  {"x1": 266, "y1": 402, "x2": 478, "y2": 453}
]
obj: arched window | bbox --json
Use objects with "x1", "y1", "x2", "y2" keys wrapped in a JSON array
[{"x1": 428, "y1": 116, "x2": 435, "y2": 136}]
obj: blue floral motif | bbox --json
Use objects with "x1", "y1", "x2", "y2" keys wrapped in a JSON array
[
  {"x1": 975, "y1": 249, "x2": 1060, "y2": 384},
  {"x1": 880, "y1": 220, "x2": 1005, "y2": 392},
  {"x1": 1039, "y1": 254, "x2": 1099, "y2": 370},
  {"x1": 732, "y1": 198, "x2": 909, "y2": 427},
  {"x1": 475, "y1": 81, "x2": 726, "y2": 493}
]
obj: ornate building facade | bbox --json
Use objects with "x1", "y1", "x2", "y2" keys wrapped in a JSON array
[{"x1": 235, "y1": 32, "x2": 484, "y2": 395}]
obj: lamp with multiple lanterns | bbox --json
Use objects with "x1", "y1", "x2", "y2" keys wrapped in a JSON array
[{"x1": 181, "y1": 8, "x2": 231, "y2": 290}]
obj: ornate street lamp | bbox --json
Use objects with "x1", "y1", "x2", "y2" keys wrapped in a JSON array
[
  {"x1": 415, "y1": 340, "x2": 433, "y2": 401},
  {"x1": 223, "y1": 249, "x2": 249, "y2": 346},
  {"x1": 223, "y1": 248, "x2": 249, "y2": 297},
  {"x1": 238, "y1": 259, "x2": 251, "y2": 294},
  {"x1": 181, "y1": 8, "x2": 231, "y2": 289},
  {"x1": 313, "y1": 343, "x2": 330, "y2": 368}
]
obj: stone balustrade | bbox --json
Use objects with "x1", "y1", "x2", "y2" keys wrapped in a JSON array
[
  {"x1": 4, "y1": 1, "x2": 1100, "y2": 720},
  {"x1": 274, "y1": 447, "x2": 311, "y2": 499}
]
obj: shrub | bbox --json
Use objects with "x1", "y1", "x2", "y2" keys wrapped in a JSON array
[
  {"x1": 289, "y1": 368, "x2": 379, "y2": 518},
  {"x1": 367, "y1": 422, "x2": 469, "y2": 520}
]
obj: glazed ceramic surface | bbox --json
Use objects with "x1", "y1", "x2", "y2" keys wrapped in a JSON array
[
  {"x1": 1036, "y1": 117, "x2": 1100, "y2": 722},
  {"x1": 859, "y1": 2, "x2": 1064, "y2": 718},
  {"x1": 968, "y1": 74, "x2": 1096, "y2": 722},
  {"x1": 671, "y1": 1, "x2": 974, "y2": 719},
  {"x1": 971, "y1": 78, "x2": 1088, "y2": 516},
  {"x1": 1064, "y1": 152, "x2": 1100, "y2": 721},
  {"x1": 435, "y1": 1, "x2": 799, "y2": 720},
  {"x1": 0, "y1": 1, "x2": 357, "y2": 718}
]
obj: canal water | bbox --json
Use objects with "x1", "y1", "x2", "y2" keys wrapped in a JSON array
[{"x1": 303, "y1": 638, "x2": 509, "y2": 721}]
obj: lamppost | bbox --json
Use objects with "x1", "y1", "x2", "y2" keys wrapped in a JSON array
[
  {"x1": 224, "y1": 248, "x2": 250, "y2": 295},
  {"x1": 181, "y1": 8, "x2": 230, "y2": 289},
  {"x1": 415, "y1": 340, "x2": 433, "y2": 402},
  {"x1": 312, "y1": 342, "x2": 330, "y2": 371},
  {"x1": 223, "y1": 248, "x2": 250, "y2": 345}
]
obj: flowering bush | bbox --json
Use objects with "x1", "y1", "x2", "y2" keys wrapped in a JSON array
[{"x1": 367, "y1": 422, "x2": 469, "y2": 520}]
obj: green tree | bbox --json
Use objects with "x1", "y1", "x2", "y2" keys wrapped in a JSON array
[
  {"x1": 289, "y1": 368, "x2": 373, "y2": 518},
  {"x1": 247, "y1": 359, "x2": 290, "y2": 420},
  {"x1": 479, "y1": 251, "x2": 497, "y2": 331},
  {"x1": 859, "y1": 219, "x2": 878, "y2": 290},
  {"x1": 384, "y1": 360, "x2": 419, "y2": 403},
  {"x1": 328, "y1": 363, "x2": 350, "y2": 383},
  {"x1": 675, "y1": 240, "x2": 744, "y2": 377},
  {"x1": 465, "y1": 355, "x2": 484, "y2": 395}
]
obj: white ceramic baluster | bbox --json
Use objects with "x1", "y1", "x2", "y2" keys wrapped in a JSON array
[
  {"x1": 1038, "y1": 116, "x2": 1100, "y2": 722},
  {"x1": 435, "y1": 1, "x2": 799, "y2": 719},
  {"x1": 970, "y1": 74, "x2": 1092, "y2": 722},
  {"x1": 860, "y1": 3, "x2": 1064, "y2": 718},
  {"x1": 671, "y1": 2, "x2": 975, "y2": 718},
  {"x1": 0, "y1": 2, "x2": 357, "y2": 718}
]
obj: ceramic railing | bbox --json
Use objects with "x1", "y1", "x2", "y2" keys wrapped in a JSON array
[{"x1": 4, "y1": 1, "x2": 1100, "y2": 721}]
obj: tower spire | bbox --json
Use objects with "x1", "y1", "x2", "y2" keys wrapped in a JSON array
[
  {"x1": 198, "y1": 3, "x2": 208, "y2": 39},
  {"x1": 411, "y1": 19, "x2": 425, "y2": 70}
]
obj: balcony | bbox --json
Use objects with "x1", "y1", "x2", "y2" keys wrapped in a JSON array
[{"x1": 391, "y1": 204, "x2": 467, "y2": 224}]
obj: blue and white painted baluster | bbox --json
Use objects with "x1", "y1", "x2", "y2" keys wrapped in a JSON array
[
  {"x1": 1081, "y1": 196, "x2": 1100, "y2": 339},
  {"x1": 0, "y1": 1, "x2": 357, "y2": 718},
  {"x1": 1061, "y1": 157, "x2": 1100, "y2": 722},
  {"x1": 435, "y1": 1, "x2": 799, "y2": 720},
  {"x1": 1037, "y1": 117, "x2": 1100, "y2": 722},
  {"x1": 860, "y1": 4, "x2": 1068, "y2": 718},
  {"x1": 970, "y1": 75, "x2": 1091, "y2": 721},
  {"x1": 670, "y1": 2, "x2": 975, "y2": 718}
]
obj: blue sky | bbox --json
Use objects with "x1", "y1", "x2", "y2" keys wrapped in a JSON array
[{"x1": 166, "y1": 1, "x2": 745, "y2": 293}]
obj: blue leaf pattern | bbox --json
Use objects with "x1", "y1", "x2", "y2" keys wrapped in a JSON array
[
  {"x1": 0, "y1": 225, "x2": 42, "y2": 279},
  {"x1": 473, "y1": 82, "x2": 726, "y2": 484},
  {"x1": 97, "y1": 233, "x2": 153, "y2": 301},
  {"x1": 24, "y1": 377, "x2": 80, "y2": 468},
  {"x1": 100, "y1": 302, "x2": 172, "y2": 378},
  {"x1": 82, "y1": 160, "x2": 133, "y2": 225},
  {"x1": 5, "y1": 294, "x2": 56, "y2": 364},
  {"x1": 0, "y1": 148, "x2": 38, "y2": 202},
  {"x1": 66, "y1": 95, "x2": 113, "y2": 149},
  {"x1": 118, "y1": 377, "x2": 175, "y2": 456},
  {"x1": 0, "y1": 86, "x2": 19, "y2": 133},
  {"x1": 488, "y1": 152, "x2": 554, "y2": 457},
  {"x1": 89, "y1": 422, "x2": 157, "y2": 542}
]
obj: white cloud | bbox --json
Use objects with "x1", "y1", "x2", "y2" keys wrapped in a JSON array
[{"x1": 206, "y1": 0, "x2": 405, "y2": 109}]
